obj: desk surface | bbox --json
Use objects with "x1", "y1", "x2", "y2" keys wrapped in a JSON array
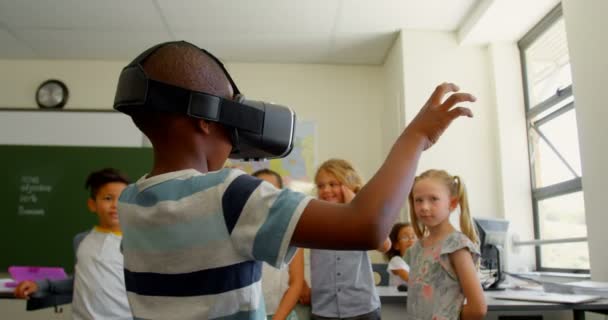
[
  {"x1": 0, "y1": 288, "x2": 72, "y2": 311},
  {"x1": 376, "y1": 286, "x2": 608, "y2": 312},
  {"x1": 4, "y1": 285, "x2": 608, "y2": 315}
]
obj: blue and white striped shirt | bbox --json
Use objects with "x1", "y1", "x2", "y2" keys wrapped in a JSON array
[{"x1": 118, "y1": 168, "x2": 311, "y2": 320}]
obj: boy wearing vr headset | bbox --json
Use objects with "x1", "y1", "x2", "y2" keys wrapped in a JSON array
[{"x1": 114, "y1": 41, "x2": 475, "y2": 320}]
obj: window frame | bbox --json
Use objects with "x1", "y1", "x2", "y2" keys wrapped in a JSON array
[{"x1": 518, "y1": 4, "x2": 589, "y2": 273}]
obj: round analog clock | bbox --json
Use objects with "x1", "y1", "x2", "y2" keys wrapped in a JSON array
[{"x1": 36, "y1": 79, "x2": 69, "y2": 109}]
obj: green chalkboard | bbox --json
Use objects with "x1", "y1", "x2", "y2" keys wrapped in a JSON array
[{"x1": 0, "y1": 145, "x2": 153, "y2": 273}]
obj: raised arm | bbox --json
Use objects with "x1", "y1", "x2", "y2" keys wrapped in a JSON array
[{"x1": 292, "y1": 83, "x2": 475, "y2": 249}]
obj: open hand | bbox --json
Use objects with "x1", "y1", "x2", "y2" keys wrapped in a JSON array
[
  {"x1": 341, "y1": 185, "x2": 356, "y2": 204},
  {"x1": 406, "y1": 82, "x2": 475, "y2": 150},
  {"x1": 299, "y1": 282, "x2": 311, "y2": 305},
  {"x1": 14, "y1": 280, "x2": 38, "y2": 299},
  {"x1": 378, "y1": 238, "x2": 392, "y2": 253}
]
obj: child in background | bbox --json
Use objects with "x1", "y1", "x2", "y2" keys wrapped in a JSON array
[
  {"x1": 14, "y1": 168, "x2": 132, "y2": 320},
  {"x1": 114, "y1": 41, "x2": 476, "y2": 319},
  {"x1": 306, "y1": 159, "x2": 390, "y2": 320},
  {"x1": 405, "y1": 169, "x2": 487, "y2": 320},
  {"x1": 384, "y1": 222, "x2": 416, "y2": 286},
  {"x1": 252, "y1": 169, "x2": 305, "y2": 320}
]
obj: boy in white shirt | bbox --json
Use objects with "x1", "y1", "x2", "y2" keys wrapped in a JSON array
[{"x1": 14, "y1": 168, "x2": 132, "y2": 320}]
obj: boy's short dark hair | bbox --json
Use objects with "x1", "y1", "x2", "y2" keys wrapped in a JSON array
[
  {"x1": 130, "y1": 42, "x2": 233, "y2": 139},
  {"x1": 252, "y1": 168, "x2": 284, "y2": 189},
  {"x1": 84, "y1": 168, "x2": 130, "y2": 199}
]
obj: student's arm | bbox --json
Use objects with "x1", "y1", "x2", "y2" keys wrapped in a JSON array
[
  {"x1": 292, "y1": 83, "x2": 475, "y2": 249},
  {"x1": 40, "y1": 277, "x2": 74, "y2": 294},
  {"x1": 378, "y1": 238, "x2": 392, "y2": 253},
  {"x1": 388, "y1": 256, "x2": 410, "y2": 282},
  {"x1": 272, "y1": 250, "x2": 305, "y2": 320},
  {"x1": 14, "y1": 277, "x2": 74, "y2": 299},
  {"x1": 14, "y1": 231, "x2": 84, "y2": 299},
  {"x1": 14, "y1": 281, "x2": 38, "y2": 299},
  {"x1": 391, "y1": 269, "x2": 409, "y2": 282},
  {"x1": 450, "y1": 249, "x2": 487, "y2": 320}
]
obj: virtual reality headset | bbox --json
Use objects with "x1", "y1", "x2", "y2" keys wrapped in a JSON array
[{"x1": 113, "y1": 41, "x2": 295, "y2": 161}]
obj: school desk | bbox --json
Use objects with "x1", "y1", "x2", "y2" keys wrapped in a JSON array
[{"x1": 376, "y1": 286, "x2": 608, "y2": 320}]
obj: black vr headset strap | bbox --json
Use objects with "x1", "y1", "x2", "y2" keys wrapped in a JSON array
[
  {"x1": 144, "y1": 79, "x2": 264, "y2": 134},
  {"x1": 188, "y1": 92, "x2": 263, "y2": 133}
]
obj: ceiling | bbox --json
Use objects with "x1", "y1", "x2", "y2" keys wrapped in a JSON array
[{"x1": 0, "y1": 0, "x2": 559, "y2": 65}]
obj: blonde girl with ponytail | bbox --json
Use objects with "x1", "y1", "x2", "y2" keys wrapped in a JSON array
[{"x1": 404, "y1": 169, "x2": 487, "y2": 320}]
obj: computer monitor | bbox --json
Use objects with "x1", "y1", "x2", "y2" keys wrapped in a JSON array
[{"x1": 474, "y1": 217, "x2": 509, "y2": 290}]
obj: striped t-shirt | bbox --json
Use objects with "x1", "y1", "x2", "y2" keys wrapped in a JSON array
[{"x1": 118, "y1": 168, "x2": 311, "y2": 320}]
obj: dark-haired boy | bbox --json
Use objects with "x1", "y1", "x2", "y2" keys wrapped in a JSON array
[
  {"x1": 116, "y1": 41, "x2": 475, "y2": 319},
  {"x1": 252, "y1": 168, "x2": 284, "y2": 189},
  {"x1": 14, "y1": 168, "x2": 132, "y2": 320}
]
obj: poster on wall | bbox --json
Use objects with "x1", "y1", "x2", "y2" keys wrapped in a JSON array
[{"x1": 226, "y1": 120, "x2": 317, "y2": 194}]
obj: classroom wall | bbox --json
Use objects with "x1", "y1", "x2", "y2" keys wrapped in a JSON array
[
  {"x1": 562, "y1": 0, "x2": 608, "y2": 282},
  {"x1": 381, "y1": 32, "x2": 409, "y2": 223},
  {"x1": 487, "y1": 43, "x2": 536, "y2": 272},
  {"x1": 0, "y1": 59, "x2": 124, "y2": 110},
  {"x1": 381, "y1": 32, "x2": 406, "y2": 160},
  {"x1": 227, "y1": 62, "x2": 385, "y2": 181},
  {"x1": 400, "y1": 30, "x2": 503, "y2": 231},
  {"x1": 0, "y1": 59, "x2": 385, "y2": 182}
]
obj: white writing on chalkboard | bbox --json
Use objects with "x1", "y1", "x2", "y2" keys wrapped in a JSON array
[
  {"x1": 18, "y1": 206, "x2": 45, "y2": 215},
  {"x1": 20, "y1": 184, "x2": 52, "y2": 193},
  {"x1": 18, "y1": 176, "x2": 52, "y2": 216}
]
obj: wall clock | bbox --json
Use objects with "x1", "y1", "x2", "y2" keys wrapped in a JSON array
[{"x1": 36, "y1": 79, "x2": 69, "y2": 109}]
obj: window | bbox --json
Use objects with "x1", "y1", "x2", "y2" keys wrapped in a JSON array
[{"x1": 519, "y1": 4, "x2": 588, "y2": 272}]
